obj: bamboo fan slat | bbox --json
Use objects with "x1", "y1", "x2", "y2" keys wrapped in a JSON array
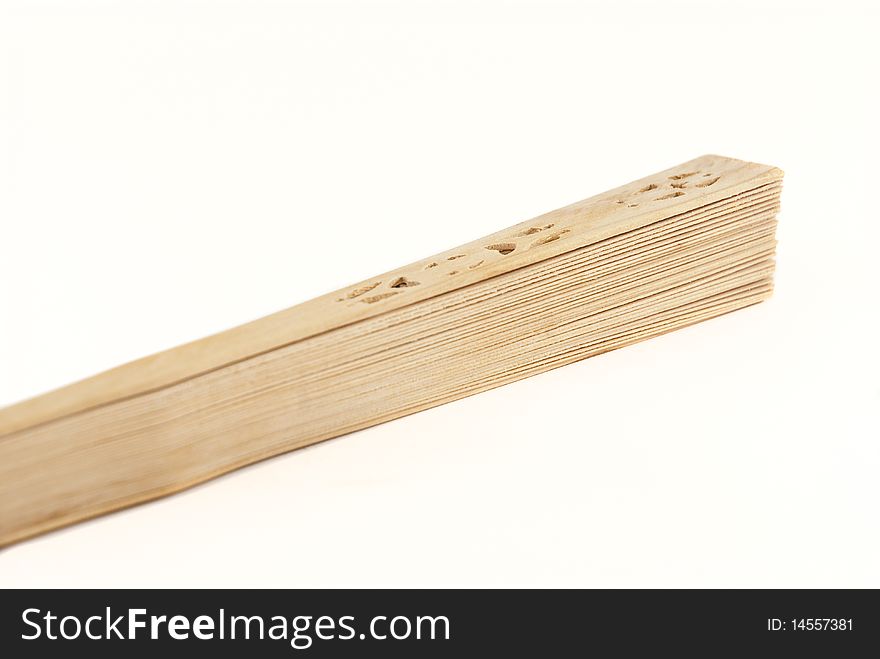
[{"x1": 0, "y1": 154, "x2": 783, "y2": 546}]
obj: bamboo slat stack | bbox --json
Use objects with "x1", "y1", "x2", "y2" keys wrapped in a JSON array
[{"x1": 0, "y1": 154, "x2": 783, "y2": 546}]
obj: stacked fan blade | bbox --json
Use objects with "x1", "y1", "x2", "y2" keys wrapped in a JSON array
[{"x1": 0, "y1": 159, "x2": 782, "y2": 546}]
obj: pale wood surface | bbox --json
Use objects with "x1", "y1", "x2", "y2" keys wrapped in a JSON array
[
  {"x1": 0, "y1": 155, "x2": 781, "y2": 436},
  {"x1": 0, "y1": 155, "x2": 782, "y2": 546}
]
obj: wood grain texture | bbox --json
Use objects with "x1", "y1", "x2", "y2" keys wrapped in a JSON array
[{"x1": 0, "y1": 154, "x2": 782, "y2": 546}]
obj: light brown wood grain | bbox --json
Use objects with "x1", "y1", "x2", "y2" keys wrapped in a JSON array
[{"x1": 0, "y1": 155, "x2": 782, "y2": 546}]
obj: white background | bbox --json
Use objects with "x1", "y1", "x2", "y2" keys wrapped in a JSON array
[{"x1": 1, "y1": 0, "x2": 878, "y2": 587}]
